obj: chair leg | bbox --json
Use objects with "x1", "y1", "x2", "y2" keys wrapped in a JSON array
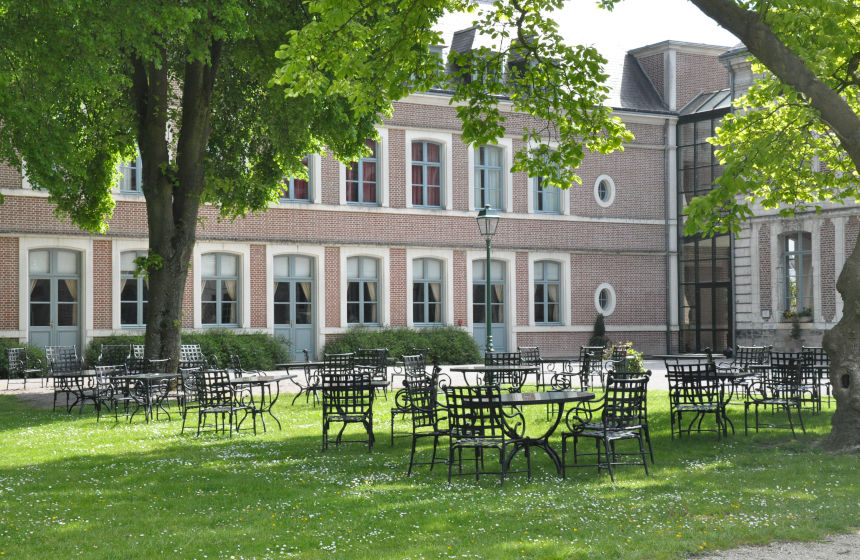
[{"x1": 408, "y1": 434, "x2": 417, "y2": 476}]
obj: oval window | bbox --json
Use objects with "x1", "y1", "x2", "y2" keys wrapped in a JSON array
[{"x1": 593, "y1": 174, "x2": 616, "y2": 207}]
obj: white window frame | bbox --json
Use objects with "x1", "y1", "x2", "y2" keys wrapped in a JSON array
[
  {"x1": 406, "y1": 249, "x2": 454, "y2": 327},
  {"x1": 340, "y1": 247, "x2": 390, "y2": 327},
  {"x1": 278, "y1": 154, "x2": 321, "y2": 205},
  {"x1": 594, "y1": 174, "x2": 616, "y2": 208},
  {"x1": 339, "y1": 128, "x2": 389, "y2": 207},
  {"x1": 265, "y1": 245, "x2": 326, "y2": 333},
  {"x1": 468, "y1": 138, "x2": 514, "y2": 212},
  {"x1": 527, "y1": 253, "x2": 570, "y2": 326},
  {"x1": 594, "y1": 282, "x2": 617, "y2": 316},
  {"x1": 466, "y1": 249, "x2": 517, "y2": 345},
  {"x1": 193, "y1": 242, "x2": 250, "y2": 329},
  {"x1": 404, "y1": 130, "x2": 453, "y2": 210}
]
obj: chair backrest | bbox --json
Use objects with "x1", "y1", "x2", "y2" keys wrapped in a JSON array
[
  {"x1": 98, "y1": 344, "x2": 131, "y2": 366},
  {"x1": 444, "y1": 385, "x2": 508, "y2": 440},
  {"x1": 324, "y1": 352, "x2": 355, "y2": 375},
  {"x1": 801, "y1": 346, "x2": 829, "y2": 366},
  {"x1": 179, "y1": 344, "x2": 210, "y2": 368},
  {"x1": 665, "y1": 361, "x2": 721, "y2": 406},
  {"x1": 734, "y1": 346, "x2": 769, "y2": 367},
  {"x1": 180, "y1": 366, "x2": 204, "y2": 401},
  {"x1": 769, "y1": 352, "x2": 802, "y2": 389},
  {"x1": 603, "y1": 372, "x2": 650, "y2": 428},
  {"x1": 131, "y1": 344, "x2": 146, "y2": 359},
  {"x1": 321, "y1": 366, "x2": 373, "y2": 416},
  {"x1": 6, "y1": 348, "x2": 27, "y2": 375},
  {"x1": 197, "y1": 369, "x2": 233, "y2": 407},
  {"x1": 517, "y1": 346, "x2": 541, "y2": 365},
  {"x1": 579, "y1": 345, "x2": 604, "y2": 374},
  {"x1": 45, "y1": 346, "x2": 81, "y2": 375},
  {"x1": 401, "y1": 354, "x2": 428, "y2": 378},
  {"x1": 406, "y1": 376, "x2": 441, "y2": 429},
  {"x1": 484, "y1": 351, "x2": 521, "y2": 366},
  {"x1": 355, "y1": 348, "x2": 388, "y2": 378},
  {"x1": 94, "y1": 364, "x2": 125, "y2": 390}
]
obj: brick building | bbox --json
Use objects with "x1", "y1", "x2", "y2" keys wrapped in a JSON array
[{"x1": 1, "y1": 36, "x2": 854, "y2": 359}]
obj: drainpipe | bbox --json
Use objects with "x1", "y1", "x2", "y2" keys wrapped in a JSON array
[{"x1": 664, "y1": 117, "x2": 672, "y2": 355}]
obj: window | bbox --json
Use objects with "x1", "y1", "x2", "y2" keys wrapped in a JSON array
[
  {"x1": 534, "y1": 261, "x2": 561, "y2": 324},
  {"x1": 279, "y1": 156, "x2": 310, "y2": 202},
  {"x1": 411, "y1": 141, "x2": 442, "y2": 207},
  {"x1": 782, "y1": 232, "x2": 813, "y2": 315},
  {"x1": 594, "y1": 283, "x2": 616, "y2": 316},
  {"x1": 475, "y1": 145, "x2": 503, "y2": 210},
  {"x1": 413, "y1": 258, "x2": 443, "y2": 325},
  {"x1": 201, "y1": 253, "x2": 239, "y2": 326},
  {"x1": 120, "y1": 251, "x2": 148, "y2": 326},
  {"x1": 534, "y1": 176, "x2": 560, "y2": 214},
  {"x1": 118, "y1": 154, "x2": 143, "y2": 193},
  {"x1": 346, "y1": 139, "x2": 378, "y2": 205},
  {"x1": 347, "y1": 256, "x2": 379, "y2": 325},
  {"x1": 593, "y1": 174, "x2": 615, "y2": 207}
]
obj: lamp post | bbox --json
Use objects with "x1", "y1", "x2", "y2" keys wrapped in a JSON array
[{"x1": 476, "y1": 205, "x2": 500, "y2": 354}]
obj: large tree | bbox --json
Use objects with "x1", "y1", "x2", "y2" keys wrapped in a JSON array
[
  {"x1": 0, "y1": 0, "x2": 629, "y2": 368},
  {"x1": 652, "y1": 0, "x2": 859, "y2": 451}
]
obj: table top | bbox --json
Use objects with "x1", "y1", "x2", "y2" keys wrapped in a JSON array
[
  {"x1": 500, "y1": 390, "x2": 594, "y2": 406},
  {"x1": 537, "y1": 356, "x2": 581, "y2": 363},
  {"x1": 654, "y1": 354, "x2": 713, "y2": 360},
  {"x1": 228, "y1": 374, "x2": 295, "y2": 384},
  {"x1": 114, "y1": 372, "x2": 179, "y2": 381},
  {"x1": 275, "y1": 361, "x2": 324, "y2": 370},
  {"x1": 450, "y1": 365, "x2": 540, "y2": 373}
]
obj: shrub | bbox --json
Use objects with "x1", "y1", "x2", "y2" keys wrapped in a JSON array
[
  {"x1": 607, "y1": 341, "x2": 645, "y2": 373},
  {"x1": 84, "y1": 330, "x2": 290, "y2": 371},
  {"x1": 0, "y1": 339, "x2": 47, "y2": 378},
  {"x1": 588, "y1": 313, "x2": 610, "y2": 348},
  {"x1": 322, "y1": 326, "x2": 481, "y2": 365}
]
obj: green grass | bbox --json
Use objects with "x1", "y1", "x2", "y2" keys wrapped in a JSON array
[{"x1": 0, "y1": 390, "x2": 857, "y2": 559}]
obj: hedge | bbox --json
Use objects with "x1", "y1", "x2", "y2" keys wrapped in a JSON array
[
  {"x1": 322, "y1": 326, "x2": 481, "y2": 365},
  {"x1": 0, "y1": 339, "x2": 47, "y2": 379},
  {"x1": 84, "y1": 330, "x2": 291, "y2": 371}
]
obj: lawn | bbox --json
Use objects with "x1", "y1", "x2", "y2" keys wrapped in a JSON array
[{"x1": 0, "y1": 388, "x2": 857, "y2": 559}]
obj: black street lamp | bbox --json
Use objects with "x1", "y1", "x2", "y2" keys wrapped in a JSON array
[{"x1": 476, "y1": 204, "x2": 500, "y2": 354}]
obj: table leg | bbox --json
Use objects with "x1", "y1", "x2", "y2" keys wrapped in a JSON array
[{"x1": 503, "y1": 402, "x2": 567, "y2": 476}]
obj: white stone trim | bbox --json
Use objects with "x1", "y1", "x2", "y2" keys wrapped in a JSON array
[
  {"x1": 265, "y1": 244, "x2": 326, "y2": 337},
  {"x1": 193, "y1": 242, "x2": 251, "y2": 329},
  {"x1": 18, "y1": 236, "x2": 93, "y2": 347},
  {"x1": 593, "y1": 174, "x2": 616, "y2": 208},
  {"x1": 465, "y1": 249, "x2": 517, "y2": 348},
  {"x1": 594, "y1": 282, "x2": 617, "y2": 316},
  {"x1": 404, "y1": 130, "x2": 454, "y2": 210},
  {"x1": 467, "y1": 138, "x2": 515, "y2": 213},
  {"x1": 340, "y1": 246, "x2": 391, "y2": 327},
  {"x1": 339, "y1": 128, "x2": 389, "y2": 207},
  {"x1": 405, "y1": 248, "x2": 455, "y2": 328},
  {"x1": 527, "y1": 252, "x2": 570, "y2": 327}
]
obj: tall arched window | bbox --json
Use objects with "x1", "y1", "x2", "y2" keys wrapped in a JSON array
[
  {"x1": 534, "y1": 260, "x2": 561, "y2": 324},
  {"x1": 201, "y1": 253, "x2": 239, "y2": 326},
  {"x1": 413, "y1": 258, "x2": 443, "y2": 325},
  {"x1": 346, "y1": 139, "x2": 378, "y2": 205},
  {"x1": 120, "y1": 251, "x2": 148, "y2": 326},
  {"x1": 782, "y1": 231, "x2": 813, "y2": 315},
  {"x1": 347, "y1": 256, "x2": 379, "y2": 325}
]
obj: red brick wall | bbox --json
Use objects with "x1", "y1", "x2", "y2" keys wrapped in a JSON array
[
  {"x1": 182, "y1": 260, "x2": 194, "y2": 328},
  {"x1": 0, "y1": 237, "x2": 19, "y2": 330},
  {"x1": 388, "y1": 130, "x2": 406, "y2": 208},
  {"x1": 676, "y1": 52, "x2": 729, "y2": 110},
  {"x1": 92, "y1": 240, "x2": 112, "y2": 329},
  {"x1": 847, "y1": 216, "x2": 859, "y2": 259},
  {"x1": 389, "y1": 247, "x2": 406, "y2": 326},
  {"x1": 759, "y1": 225, "x2": 771, "y2": 315},
  {"x1": 0, "y1": 162, "x2": 22, "y2": 189},
  {"x1": 638, "y1": 53, "x2": 664, "y2": 100},
  {"x1": 515, "y1": 251, "x2": 529, "y2": 327},
  {"x1": 820, "y1": 219, "x2": 836, "y2": 321},
  {"x1": 453, "y1": 250, "x2": 467, "y2": 326},
  {"x1": 452, "y1": 135, "x2": 470, "y2": 211},
  {"x1": 321, "y1": 149, "x2": 340, "y2": 206},
  {"x1": 325, "y1": 246, "x2": 340, "y2": 328},
  {"x1": 249, "y1": 244, "x2": 266, "y2": 328}
]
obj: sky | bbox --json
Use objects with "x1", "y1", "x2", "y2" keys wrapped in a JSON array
[{"x1": 438, "y1": 0, "x2": 740, "y2": 79}]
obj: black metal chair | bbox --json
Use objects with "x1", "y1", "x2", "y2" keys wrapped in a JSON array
[
  {"x1": 355, "y1": 347, "x2": 389, "y2": 398},
  {"x1": 561, "y1": 373, "x2": 651, "y2": 482},
  {"x1": 483, "y1": 351, "x2": 526, "y2": 393},
  {"x1": 321, "y1": 353, "x2": 375, "y2": 451},
  {"x1": 405, "y1": 373, "x2": 449, "y2": 475},
  {"x1": 517, "y1": 346, "x2": 546, "y2": 390},
  {"x1": 744, "y1": 352, "x2": 806, "y2": 437},
  {"x1": 443, "y1": 385, "x2": 528, "y2": 485},
  {"x1": 802, "y1": 346, "x2": 831, "y2": 409},
  {"x1": 179, "y1": 343, "x2": 216, "y2": 370},
  {"x1": 97, "y1": 344, "x2": 132, "y2": 367},
  {"x1": 179, "y1": 366, "x2": 203, "y2": 434},
  {"x1": 391, "y1": 353, "x2": 430, "y2": 445},
  {"x1": 666, "y1": 361, "x2": 724, "y2": 439},
  {"x1": 45, "y1": 345, "x2": 87, "y2": 412},
  {"x1": 5, "y1": 347, "x2": 43, "y2": 389},
  {"x1": 195, "y1": 369, "x2": 252, "y2": 436},
  {"x1": 92, "y1": 364, "x2": 128, "y2": 422}
]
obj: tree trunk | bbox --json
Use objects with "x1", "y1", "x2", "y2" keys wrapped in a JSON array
[{"x1": 822, "y1": 235, "x2": 860, "y2": 452}]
